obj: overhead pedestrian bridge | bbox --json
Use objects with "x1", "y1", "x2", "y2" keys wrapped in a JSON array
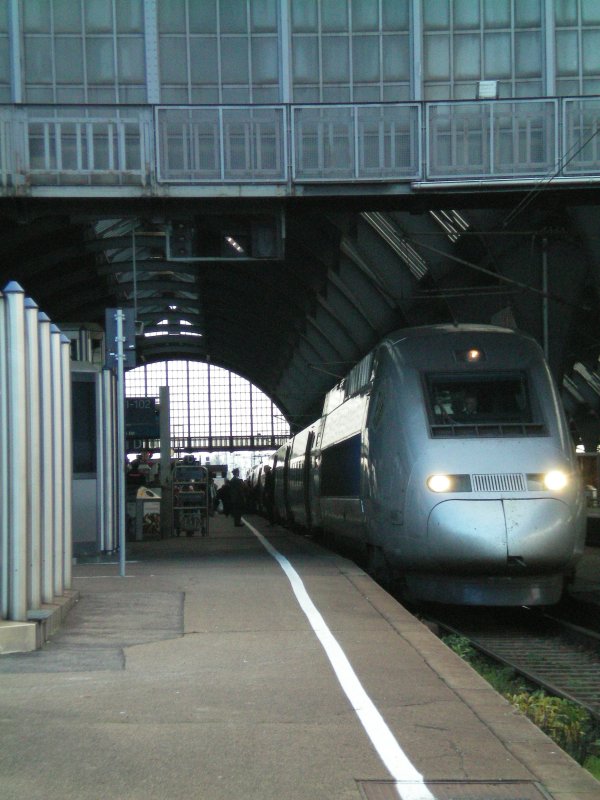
[{"x1": 2, "y1": 97, "x2": 600, "y2": 196}]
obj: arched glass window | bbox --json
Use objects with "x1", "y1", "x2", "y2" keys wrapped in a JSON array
[{"x1": 125, "y1": 359, "x2": 289, "y2": 451}]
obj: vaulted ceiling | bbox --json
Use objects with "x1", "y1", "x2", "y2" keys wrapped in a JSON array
[{"x1": 1, "y1": 186, "x2": 600, "y2": 439}]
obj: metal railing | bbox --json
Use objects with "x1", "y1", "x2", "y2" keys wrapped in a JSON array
[
  {"x1": 155, "y1": 105, "x2": 286, "y2": 183},
  {"x1": 136, "y1": 434, "x2": 288, "y2": 453},
  {"x1": 0, "y1": 97, "x2": 599, "y2": 191},
  {"x1": 291, "y1": 103, "x2": 421, "y2": 181},
  {"x1": 11, "y1": 106, "x2": 153, "y2": 187},
  {"x1": 426, "y1": 99, "x2": 558, "y2": 179}
]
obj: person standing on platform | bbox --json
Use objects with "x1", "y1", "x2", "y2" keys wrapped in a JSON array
[
  {"x1": 229, "y1": 468, "x2": 246, "y2": 527},
  {"x1": 217, "y1": 479, "x2": 231, "y2": 517},
  {"x1": 262, "y1": 464, "x2": 275, "y2": 525}
]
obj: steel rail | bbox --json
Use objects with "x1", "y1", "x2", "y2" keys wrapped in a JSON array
[{"x1": 423, "y1": 605, "x2": 600, "y2": 723}]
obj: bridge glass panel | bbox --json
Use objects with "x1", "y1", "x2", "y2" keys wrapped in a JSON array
[
  {"x1": 423, "y1": 0, "x2": 543, "y2": 101},
  {"x1": 158, "y1": 0, "x2": 280, "y2": 104},
  {"x1": 291, "y1": 0, "x2": 410, "y2": 103},
  {"x1": 556, "y1": 0, "x2": 600, "y2": 96},
  {"x1": 0, "y1": 3, "x2": 10, "y2": 102},
  {"x1": 21, "y1": 0, "x2": 146, "y2": 103}
]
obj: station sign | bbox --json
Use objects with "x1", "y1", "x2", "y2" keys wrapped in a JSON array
[{"x1": 125, "y1": 397, "x2": 160, "y2": 440}]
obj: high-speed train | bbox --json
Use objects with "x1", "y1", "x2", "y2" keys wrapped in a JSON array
[{"x1": 268, "y1": 324, "x2": 586, "y2": 606}]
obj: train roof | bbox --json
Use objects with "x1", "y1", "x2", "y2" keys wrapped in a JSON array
[
  {"x1": 384, "y1": 323, "x2": 534, "y2": 343},
  {"x1": 322, "y1": 324, "x2": 542, "y2": 417}
]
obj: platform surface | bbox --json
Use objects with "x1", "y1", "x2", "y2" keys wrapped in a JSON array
[{"x1": 0, "y1": 513, "x2": 598, "y2": 800}]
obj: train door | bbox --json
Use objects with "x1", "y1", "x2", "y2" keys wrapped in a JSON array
[
  {"x1": 283, "y1": 443, "x2": 292, "y2": 523},
  {"x1": 303, "y1": 431, "x2": 315, "y2": 528}
]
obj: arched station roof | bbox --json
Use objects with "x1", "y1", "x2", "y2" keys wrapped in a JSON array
[{"x1": 1, "y1": 186, "x2": 600, "y2": 438}]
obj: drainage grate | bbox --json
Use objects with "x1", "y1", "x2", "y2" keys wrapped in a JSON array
[
  {"x1": 357, "y1": 780, "x2": 553, "y2": 800},
  {"x1": 472, "y1": 473, "x2": 527, "y2": 492}
]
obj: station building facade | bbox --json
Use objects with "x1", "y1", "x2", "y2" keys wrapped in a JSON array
[{"x1": 2, "y1": 1, "x2": 599, "y2": 105}]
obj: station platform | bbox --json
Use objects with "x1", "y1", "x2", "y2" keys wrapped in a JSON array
[{"x1": 0, "y1": 513, "x2": 599, "y2": 800}]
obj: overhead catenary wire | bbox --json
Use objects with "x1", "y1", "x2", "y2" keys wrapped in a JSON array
[
  {"x1": 408, "y1": 237, "x2": 591, "y2": 313},
  {"x1": 502, "y1": 122, "x2": 600, "y2": 230}
]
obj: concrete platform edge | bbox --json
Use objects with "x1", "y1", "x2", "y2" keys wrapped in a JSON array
[
  {"x1": 0, "y1": 590, "x2": 80, "y2": 654},
  {"x1": 348, "y1": 573, "x2": 600, "y2": 798}
]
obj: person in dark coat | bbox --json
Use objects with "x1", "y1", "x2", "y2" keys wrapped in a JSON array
[
  {"x1": 262, "y1": 464, "x2": 275, "y2": 525},
  {"x1": 229, "y1": 468, "x2": 246, "y2": 527},
  {"x1": 217, "y1": 480, "x2": 231, "y2": 517}
]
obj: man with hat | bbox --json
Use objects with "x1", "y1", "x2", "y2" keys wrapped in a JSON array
[{"x1": 229, "y1": 467, "x2": 246, "y2": 527}]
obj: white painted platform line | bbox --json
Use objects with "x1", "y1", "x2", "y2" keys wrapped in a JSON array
[{"x1": 245, "y1": 520, "x2": 436, "y2": 800}]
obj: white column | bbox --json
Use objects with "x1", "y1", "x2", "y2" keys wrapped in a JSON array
[
  {"x1": 0, "y1": 291, "x2": 8, "y2": 618},
  {"x1": 50, "y1": 324, "x2": 64, "y2": 597},
  {"x1": 61, "y1": 335, "x2": 73, "y2": 589},
  {"x1": 4, "y1": 281, "x2": 28, "y2": 621},
  {"x1": 25, "y1": 297, "x2": 41, "y2": 610},
  {"x1": 38, "y1": 312, "x2": 54, "y2": 603}
]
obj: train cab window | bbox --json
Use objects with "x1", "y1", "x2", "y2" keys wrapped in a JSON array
[{"x1": 426, "y1": 372, "x2": 542, "y2": 436}]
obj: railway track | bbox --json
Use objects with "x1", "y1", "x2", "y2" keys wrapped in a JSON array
[{"x1": 421, "y1": 604, "x2": 600, "y2": 721}]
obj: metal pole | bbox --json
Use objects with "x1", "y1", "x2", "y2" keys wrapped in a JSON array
[
  {"x1": 25, "y1": 297, "x2": 41, "y2": 610},
  {"x1": 102, "y1": 369, "x2": 116, "y2": 552},
  {"x1": 159, "y1": 385, "x2": 172, "y2": 539},
  {"x1": 38, "y1": 312, "x2": 54, "y2": 603},
  {"x1": 115, "y1": 310, "x2": 126, "y2": 577},
  {"x1": 96, "y1": 369, "x2": 105, "y2": 553},
  {"x1": 5, "y1": 281, "x2": 28, "y2": 621},
  {"x1": 0, "y1": 291, "x2": 8, "y2": 618},
  {"x1": 132, "y1": 228, "x2": 138, "y2": 323},
  {"x1": 542, "y1": 237, "x2": 549, "y2": 361},
  {"x1": 61, "y1": 335, "x2": 73, "y2": 589},
  {"x1": 50, "y1": 324, "x2": 64, "y2": 597}
]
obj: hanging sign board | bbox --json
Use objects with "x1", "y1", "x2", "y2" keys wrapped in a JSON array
[{"x1": 125, "y1": 397, "x2": 160, "y2": 439}]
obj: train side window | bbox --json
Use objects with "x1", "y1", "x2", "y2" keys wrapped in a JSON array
[
  {"x1": 320, "y1": 434, "x2": 361, "y2": 497},
  {"x1": 370, "y1": 389, "x2": 385, "y2": 430}
]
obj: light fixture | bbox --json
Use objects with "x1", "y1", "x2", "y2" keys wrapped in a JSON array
[
  {"x1": 456, "y1": 348, "x2": 485, "y2": 363},
  {"x1": 225, "y1": 235, "x2": 245, "y2": 254},
  {"x1": 427, "y1": 474, "x2": 452, "y2": 493},
  {"x1": 543, "y1": 471, "x2": 568, "y2": 491}
]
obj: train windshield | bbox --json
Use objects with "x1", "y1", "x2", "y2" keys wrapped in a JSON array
[{"x1": 427, "y1": 372, "x2": 534, "y2": 427}]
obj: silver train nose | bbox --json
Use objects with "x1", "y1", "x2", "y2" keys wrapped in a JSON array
[{"x1": 427, "y1": 498, "x2": 576, "y2": 571}]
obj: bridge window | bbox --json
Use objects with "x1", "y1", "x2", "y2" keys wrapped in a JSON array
[
  {"x1": 0, "y1": 2, "x2": 9, "y2": 102},
  {"x1": 22, "y1": 0, "x2": 146, "y2": 103},
  {"x1": 157, "y1": 0, "x2": 280, "y2": 104},
  {"x1": 423, "y1": 0, "x2": 543, "y2": 100},
  {"x1": 555, "y1": 0, "x2": 600, "y2": 96},
  {"x1": 291, "y1": 0, "x2": 410, "y2": 102},
  {"x1": 125, "y1": 359, "x2": 289, "y2": 451}
]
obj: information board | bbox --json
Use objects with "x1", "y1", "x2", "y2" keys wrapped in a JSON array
[{"x1": 125, "y1": 397, "x2": 160, "y2": 439}]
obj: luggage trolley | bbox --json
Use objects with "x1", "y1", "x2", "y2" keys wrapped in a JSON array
[{"x1": 172, "y1": 462, "x2": 210, "y2": 537}]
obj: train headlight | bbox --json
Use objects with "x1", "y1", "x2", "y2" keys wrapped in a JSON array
[
  {"x1": 427, "y1": 474, "x2": 452, "y2": 493},
  {"x1": 543, "y1": 470, "x2": 568, "y2": 491}
]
